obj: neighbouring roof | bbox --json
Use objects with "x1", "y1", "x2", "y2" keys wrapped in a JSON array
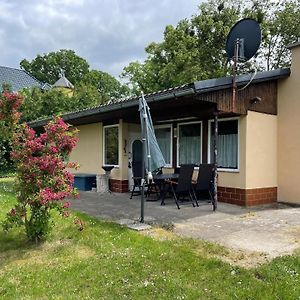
[
  {"x1": 52, "y1": 76, "x2": 74, "y2": 89},
  {"x1": 30, "y1": 68, "x2": 290, "y2": 129},
  {"x1": 0, "y1": 66, "x2": 44, "y2": 91}
]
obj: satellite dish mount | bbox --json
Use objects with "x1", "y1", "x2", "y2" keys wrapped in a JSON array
[{"x1": 226, "y1": 18, "x2": 261, "y2": 112}]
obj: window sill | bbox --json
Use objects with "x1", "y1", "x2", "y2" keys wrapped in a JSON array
[
  {"x1": 163, "y1": 165, "x2": 173, "y2": 169},
  {"x1": 217, "y1": 168, "x2": 239, "y2": 173},
  {"x1": 103, "y1": 165, "x2": 119, "y2": 168}
]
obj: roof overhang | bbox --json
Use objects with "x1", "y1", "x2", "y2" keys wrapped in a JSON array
[
  {"x1": 194, "y1": 68, "x2": 290, "y2": 92},
  {"x1": 29, "y1": 68, "x2": 290, "y2": 130}
]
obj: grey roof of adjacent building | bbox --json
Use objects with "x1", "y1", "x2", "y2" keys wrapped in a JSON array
[
  {"x1": 52, "y1": 76, "x2": 74, "y2": 89},
  {"x1": 29, "y1": 67, "x2": 290, "y2": 128},
  {"x1": 0, "y1": 66, "x2": 43, "y2": 91}
]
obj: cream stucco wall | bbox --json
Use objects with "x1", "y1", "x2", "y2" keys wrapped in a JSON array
[
  {"x1": 278, "y1": 44, "x2": 300, "y2": 204},
  {"x1": 70, "y1": 112, "x2": 277, "y2": 190},
  {"x1": 100, "y1": 119, "x2": 129, "y2": 181},
  {"x1": 70, "y1": 123, "x2": 103, "y2": 174},
  {"x1": 70, "y1": 120, "x2": 129, "y2": 181},
  {"x1": 245, "y1": 111, "x2": 277, "y2": 189},
  {"x1": 218, "y1": 111, "x2": 277, "y2": 189},
  {"x1": 110, "y1": 119, "x2": 129, "y2": 180}
]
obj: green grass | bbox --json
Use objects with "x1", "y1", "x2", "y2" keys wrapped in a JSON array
[
  {"x1": 0, "y1": 178, "x2": 300, "y2": 299},
  {"x1": 0, "y1": 167, "x2": 16, "y2": 178}
]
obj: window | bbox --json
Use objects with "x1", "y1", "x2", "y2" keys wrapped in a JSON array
[
  {"x1": 103, "y1": 125, "x2": 119, "y2": 166},
  {"x1": 209, "y1": 119, "x2": 238, "y2": 170},
  {"x1": 177, "y1": 122, "x2": 202, "y2": 166},
  {"x1": 154, "y1": 125, "x2": 172, "y2": 167}
]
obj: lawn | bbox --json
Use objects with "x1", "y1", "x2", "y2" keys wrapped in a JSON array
[{"x1": 0, "y1": 178, "x2": 300, "y2": 299}]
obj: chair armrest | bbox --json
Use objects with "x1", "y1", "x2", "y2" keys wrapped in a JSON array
[{"x1": 165, "y1": 179, "x2": 178, "y2": 185}]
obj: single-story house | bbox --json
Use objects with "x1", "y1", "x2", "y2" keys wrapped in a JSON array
[{"x1": 31, "y1": 41, "x2": 300, "y2": 207}]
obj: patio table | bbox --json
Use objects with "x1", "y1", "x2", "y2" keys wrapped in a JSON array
[
  {"x1": 152, "y1": 173, "x2": 179, "y2": 203},
  {"x1": 153, "y1": 173, "x2": 179, "y2": 181}
]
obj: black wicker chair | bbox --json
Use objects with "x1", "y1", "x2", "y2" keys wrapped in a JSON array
[
  {"x1": 192, "y1": 164, "x2": 215, "y2": 209},
  {"x1": 162, "y1": 164, "x2": 195, "y2": 209},
  {"x1": 130, "y1": 161, "x2": 143, "y2": 199}
]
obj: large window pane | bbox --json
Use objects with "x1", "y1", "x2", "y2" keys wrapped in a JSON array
[
  {"x1": 104, "y1": 126, "x2": 119, "y2": 165},
  {"x1": 155, "y1": 127, "x2": 171, "y2": 165},
  {"x1": 210, "y1": 120, "x2": 238, "y2": 169},
  {"x1": 178, "y1": 123, "x2": 201, "y2": 165}
]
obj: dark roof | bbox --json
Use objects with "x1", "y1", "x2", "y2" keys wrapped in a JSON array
[
  {"x1": 194, "y1": 68, "x2": 290, "y2": 92},
  {"x1": 0, "y1": 66, "x2": 43, "y2": 91},
  {"x1": 30, "y1": 68, "x2": 290, "y2": 128}
]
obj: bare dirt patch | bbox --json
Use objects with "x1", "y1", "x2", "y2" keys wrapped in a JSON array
[
  {"x1": 4, "y1": 239, "x2": 95, "y2": 269},
  {"x1": 141, "y1": 226, "x2": 270, "y2": 268}
]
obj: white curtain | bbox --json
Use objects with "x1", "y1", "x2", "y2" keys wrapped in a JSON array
[
  {"x1": 211, "y1": 134, "x2": 238, "y2": 168},
  {"x1": 155, "y1": 128, "x2": 171, "y2": 165},
  {"x1": 179, "y1": 124, "x2": 201, "y2": 165},
  {"x1": 179, "y1": 136, "x2": 201, "y2": 165}
]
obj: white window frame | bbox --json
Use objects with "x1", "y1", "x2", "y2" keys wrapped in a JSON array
[
  {"x1": 177, "y1": 121, "x2": 203, "y2": 167},
  {"x1": 154, "y1": 124, "x2": 173, "y2": 168},
  {"x1": 208, "y1": 117, "x2": 240, "y2": 172},
  {"x1": 103, "y1": 124, "x2": 119, "y2": 167}
]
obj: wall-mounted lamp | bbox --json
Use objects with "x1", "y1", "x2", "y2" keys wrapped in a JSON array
[{"x1": 250, "y1": 96, "x2": 262, "y2": 104}]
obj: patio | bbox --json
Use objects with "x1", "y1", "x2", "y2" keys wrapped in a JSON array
[{"x1": 70, "y1": 191, "x2": 300, "y2": 258}]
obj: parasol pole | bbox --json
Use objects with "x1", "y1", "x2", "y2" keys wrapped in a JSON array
[
  {"x1": 140, "y1": 92, "x2": 146, "y2": 223},
  {"x1": 141, "y1": 93, "x2": 152, "y2": 183}
]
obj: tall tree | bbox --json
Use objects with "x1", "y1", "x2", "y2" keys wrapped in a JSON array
[
  {"x1": 122, "y1": 0, "x2": 300, "y2": 94},
  {"x1": 82, "y1": 70, "x2": 130, "y2": 99},
  {"x1": 258, "y1": 0, "x2": 300, "y2": 70},
  {"x1": 20, "y1": 49, "x2": 131, "y2": 121},
  {"x1": 20, "y1": 49, "x2": 90, "y2": 84},
  {"x1": 20, "y1": 85, "x2": 105, "y2": 123}
]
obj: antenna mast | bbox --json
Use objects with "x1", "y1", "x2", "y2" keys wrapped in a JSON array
[{"x1": 226, "y1": 18, "x2": 261, "y2": 113}]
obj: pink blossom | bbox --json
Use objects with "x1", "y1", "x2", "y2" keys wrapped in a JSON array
[{"x1": 63, "y1": 202, "x2": 71, "y2": 209}]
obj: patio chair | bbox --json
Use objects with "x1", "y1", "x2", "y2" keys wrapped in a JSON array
[
  {"x1": 192, "y1": 163, "x2": 215, "y2": 209},
  {"x1": 162, "y1": 164, "x2": 195, "y2": 209},
  {"x1": 130, "y1": 162, "x2": 159, "y2": 199},
  {"x1": 130, "y1": 161, "x2": 143, "y2": 199}
]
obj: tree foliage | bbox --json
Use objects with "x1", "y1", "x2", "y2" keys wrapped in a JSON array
[
  {"x1": 20, "y1": 49, "x2": 90, "y2": 85},
  {"x1": 0, "y1": 91, "x2": 23, "y2": 171},
  {"x1": 20, "y1": 84, "x2": 109, "y2": 122},
  {"x1": 122, "y1": 0, "x2": 300, "y2": 94},
  {"x1": 19, "y1": 50, "x2": 130, "y2": 121},
  {"x1": 82, "y1": 70, "x2": 129, "y2": 100}
]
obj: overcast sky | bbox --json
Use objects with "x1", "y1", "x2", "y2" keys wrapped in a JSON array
[{"x1": 0, "y1": 0, "x2": 202, "y2": 78}]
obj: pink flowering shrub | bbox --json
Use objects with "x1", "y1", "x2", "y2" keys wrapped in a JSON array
[
  {"x1": 1, "y1": 92, "x2": 80, "y2": 242},
  {"x1": 0, "y1": 91, "x2": 23, "y2": 131},
  {"x1": 0, "y1": 92, "x2": 23, "y2": 169}
]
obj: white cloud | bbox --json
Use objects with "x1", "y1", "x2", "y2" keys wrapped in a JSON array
[{"x1": 0, "y1": 0, "x2": 201, "y2": 78}]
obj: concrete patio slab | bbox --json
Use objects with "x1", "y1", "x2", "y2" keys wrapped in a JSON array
[
  {"x1": 70, "y1": 191, "x2": 300, "y2": 258},
  {"x1": 127, "y1": 223, "x2": 152, "y2": 231}
]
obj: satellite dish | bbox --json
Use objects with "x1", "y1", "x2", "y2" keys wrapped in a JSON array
[{"x1": 226, "y1": 18, "x2": 261, "y2": 62}]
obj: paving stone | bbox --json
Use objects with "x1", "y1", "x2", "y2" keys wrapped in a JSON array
[
  {"x1": 127, "y1": 223, "x2": 152, "y2": 231},
  {"x1": 70, "y1": 191, "x2": 300, "y2": 257}
]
